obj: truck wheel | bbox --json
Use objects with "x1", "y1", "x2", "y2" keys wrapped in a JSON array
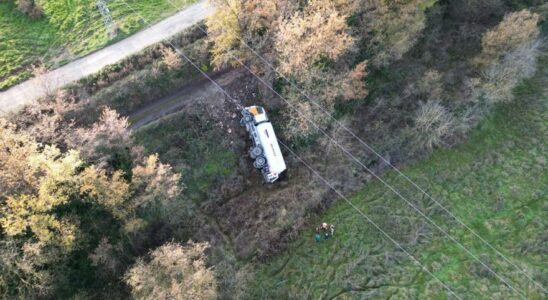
[
  {"x1": 242, "y1": 114, "x2": 253, "y2": 123},
  {"x1": 253, "y1": 156, "x2": 267, "y2": 169},
  {"x1": 250, "y1": 146, "x2": 263, "y2": 159}
]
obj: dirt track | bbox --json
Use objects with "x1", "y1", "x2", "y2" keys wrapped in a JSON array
[
  {"x1": 129, "y1": 68, "x2": 247, "y2": 129},
  {"x1": 0, "y1": 0, "x2": 213, "y2": 115}
]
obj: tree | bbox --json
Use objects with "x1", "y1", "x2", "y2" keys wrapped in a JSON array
[
  {"x1": 0, "y1": 239, "x2": 56, "y2": 298},
  {"x1": 206, "y1": 0, "x2": 369, "y2": 139},
  {"x1": 88, "y1": 237, "x2": 122, "y2": 275},
  {"x1": 361, "y1": 0, "x2": 438, "y2": 66},
  {"x1": 478, "y1": 40, "x2": 541, "y2": 104},
  {"x1": 0, "y1": 121, "x2": 81, "y2": 248},
  {"x1": 480, "y1": 9, "x2": 540, "y2": 64},
  {"x1": 125, "y1": 242, "x2": 217, "y2": 300},
  {"x1": 68, "y1": 107, "x2": 131, "y2": 170},
  {"x1": 206, "y1": 0, "x2": 244, "y2": 68},
  {"x1": 130, "y1": 154, "x2": 181, "y2": 211},
  {"x1": 206, "y1": 0, "x2": 297, "y2": 70},
  {"x1": 275, "y1": 0, "x2": 354, "y2": 77},
  {"x1": 0, "y1": 112, "x2": 185, "y2": 297},
  {"x1": 0, "y1": 119, "x2": 39, "y2": 199},
  {"x1": 470, "y1": 9, "x2": 541, "y2": 104},
  {"x1": 79, "y1": 166, "x2": 129, "y2": 219}
]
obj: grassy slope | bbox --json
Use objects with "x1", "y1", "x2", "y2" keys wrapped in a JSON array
[
  {"x1": 244, "y1": 56, "x2": 547, "y2": 299},
  {"x1": 133, "y1": 111, "x2": 238, "y2": 203},
  {"x1": 0, "y1": 0, "x2": 195, "y2": 89}
]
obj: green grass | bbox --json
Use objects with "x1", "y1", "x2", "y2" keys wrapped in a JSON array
[
  {"x1": 0, "y1": 0, "x2": 196, "y2": 89},
  {"x1": 133, "y1": 112, "x2": 238, "y2": 203},
  {"x1": 243, "y1": 56, "x2": 547, "y2": 299}
]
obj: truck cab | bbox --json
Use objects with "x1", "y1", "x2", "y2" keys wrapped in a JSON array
[{"x1": 240, "y1": 106, "x2": 287, "y2": 183}]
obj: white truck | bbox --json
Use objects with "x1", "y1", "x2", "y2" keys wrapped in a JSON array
[{"x1": 240, "y1": 106, "x2": 287, "y2": 183}]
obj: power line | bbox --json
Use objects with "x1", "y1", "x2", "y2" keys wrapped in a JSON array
[
  {"x1": 115, "y1": 1, "x2": 461, "y2": 297},
  {"x1": 218, "y1": 23, "x2": 547, "y2": 294},
  {"x1": 278, "y1": 139, "x2": 462, "y2": 299},
  {"x1": 159, "y1": 1, "x2": 542, "y2": 295},
  {"x1": 175, "y1": 22, "x2": 527, "y2": 298}
]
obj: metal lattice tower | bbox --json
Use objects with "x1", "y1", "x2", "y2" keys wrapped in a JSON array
[{"x1": 96, "y1": 0, "x2": 117, "y2": 38}]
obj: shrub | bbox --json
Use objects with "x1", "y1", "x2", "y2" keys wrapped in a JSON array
[
  {"x1": 16, "y1": 0, "x2": 42, "y2": 18},
  {"x1": 160, "y1": 46, "x2": 183, "y2": 70}
]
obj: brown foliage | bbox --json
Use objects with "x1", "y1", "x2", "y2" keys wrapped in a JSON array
[
  {"x1": 160, "y1": 46, "x2": 183, "y2": 70},
  {"x1": 207, "y1": 0, "x2": 296, "y2": 69},
  {"x1": 333, "y1": 61, "x2": 369, "y2": 102},
  {"x1": 130, "y1": 154, "x2": 182, "y2": 212},
  {"x1": 67, "y1": 108, "x2": 131, "y2": 168}
]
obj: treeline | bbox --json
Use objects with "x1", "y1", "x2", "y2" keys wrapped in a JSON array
[
  {"x1": 207, "y1": 0, "x2": 544, "y2": 157},
  {"x1": 0, "y1": 105, "x2": 215, "y2": 298},
  {"x1": 0, "y1": 23, "x2": 213, "y2": 299}
]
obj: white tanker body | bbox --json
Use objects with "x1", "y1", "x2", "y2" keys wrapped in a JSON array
[{"x1": 240, "y1": 106, "x2": 287, "y2": 183}]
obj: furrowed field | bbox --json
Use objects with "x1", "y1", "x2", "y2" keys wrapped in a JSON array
[{"x1": 0, "y1": 0, "x2": 196, "y2": 89}]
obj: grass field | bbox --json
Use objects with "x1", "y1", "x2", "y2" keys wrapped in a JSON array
[
  {"x1": 133, "y1": 111, "x2": 239, "y2": 203},
  {"x1": 243, "y1": 55, "x2": 547, "y2": 299},
  {"x1": 0, "y1": 0, "x2": 196, "y2": 89}
]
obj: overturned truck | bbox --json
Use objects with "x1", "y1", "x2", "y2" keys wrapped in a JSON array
[{"x1": 240, "y1": 106, "x2": 287, "y2": 183}]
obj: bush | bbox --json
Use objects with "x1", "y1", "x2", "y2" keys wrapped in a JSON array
[
  {"x1": 15, "y1": 0, "x2": 42, "y2": 17},
  {"x1": 160, "y1": 46, "x2": 183, "y2": 70}
]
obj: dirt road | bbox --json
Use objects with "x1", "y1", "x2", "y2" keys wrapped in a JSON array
[
  {"x1": 0, "y1": 0, "x2": 213, "y2": 115},
  {"x1": 129, "y1": 68, "x2": 247, "y2": 129}
]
